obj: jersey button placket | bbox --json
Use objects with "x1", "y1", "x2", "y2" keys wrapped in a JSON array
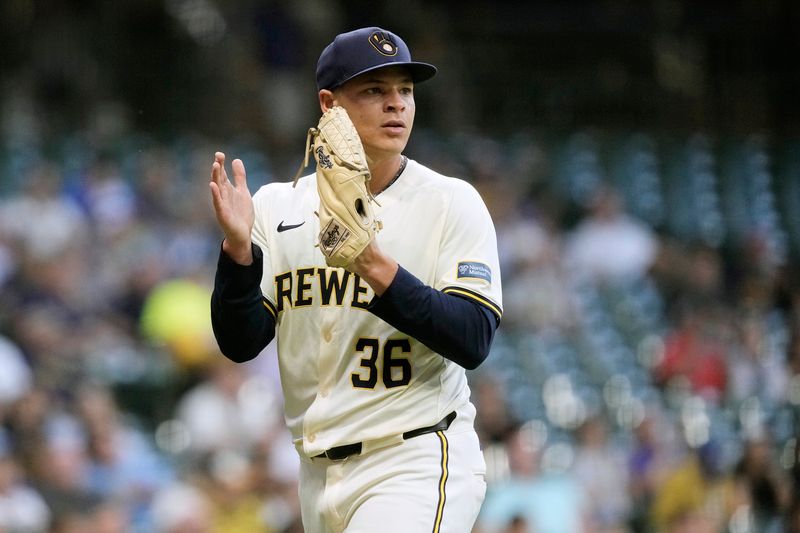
[{"x1": 318, "y1": 310, "x2": 336, "y2": 401}]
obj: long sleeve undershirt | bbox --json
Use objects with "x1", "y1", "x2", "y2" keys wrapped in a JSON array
[
  {"x1": 366, "y1": 265, "x2": 498, "y2": 369},
  {"x1": 211, "y1": 244, "x2": 275, "y2": 362},
  {"x1": 211, "y1": 244, "x2": 498, "y2": 369}
]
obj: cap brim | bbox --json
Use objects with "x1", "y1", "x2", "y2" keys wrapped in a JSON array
[{"x1": 332, "y1": 61, "x2": 437, "y2": 89}]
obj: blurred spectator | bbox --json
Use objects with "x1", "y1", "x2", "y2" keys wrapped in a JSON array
[
  {"x1": 0, "y1": 334, "x2": 33, "y2": 408},
  {"x1": 650, "y1": 440, "x2": 740, "y2": 532},
  {"x1": 654, "y1": 299, "x2": 728, "y2": 403},
  {"x1": 0, "y1": 231, "x2": 16, "y2": 290},
  {"x1": 253, "y1": 439, "x2": 304, "y2": 532},
  {"x1": 4, "y1": 387, "x2": 52, "y2": 473},
  {"x1": 569, "y1": 414, "x2": 631, "y2": 532},
  {"x1": 174, "y1": 358, "x2": 284, "y2": 455},
  {"x1": 726, "y1": 311, "x2": 788, "y2": 407},
  {"x1": 732, "y1": 436, "x2": 790, "y2": 532},
  {"x1": 496, "y1": 203, "x2": 551, "y2": 279},
  {"x1": 188, "y1": 446, "x2": 302, "y2": 532},
  {"x1": 69, "y1": 153, "x2": 136, "y2": 240},
  {"x1": 788, "y1": 435, "x2": 800, "y2": 533},
  {"x1": 95, "y1": 215, "x2": 166, "y2": 323},
  {"x1": 8, "y1": 302, "x2": 86, "y2": 393},
  {"x1": 134, "y1": 147, "x2": 185, "y2": 225},
  {"x1": 25, "y1": 408, "x2": 98, "y2": 529},
  {"x1": 477, "y1": 423, "x2": 588, "y2": 533},
  {"x1": 0, "y1": 159, "x2": 88, "y2": 261},
  {"x1": 627, "y1": 407, "x2": 682, "y2": 533},
  {"x1": 472, "y1": 373, "x2": 518, "y2": 446},
  {"x1": 76, "y1": 384, "x2": 174, "y2": 531},
  {"x1": 0, "y1": 432, "x2": 51, "y2": 532},
  {"x1": 498, "y1": 207, "x2": 576, "y2": 332},
  {"x1": 150, "y1": 481, "x2": 213, "y2": 533},
  {"x1": 563, "y1": 184, "x2": 658, "y2": 283},
  {"x1": 650, "y1": 240, "x2": 726, "y2": 309},
  {"x1": 192, "y1": 449, "x2": 270, "y2": 532},
  {"x1": 787, "y1": 326, "x2": 800, "y2": 379}
]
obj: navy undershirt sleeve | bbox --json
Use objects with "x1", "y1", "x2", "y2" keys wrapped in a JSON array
[
  {"x1": 210, "y1": 243, "x2": 276, "y2": 362},
  {"x1": 368, "y1": 266, "x2": 498, "y2": 370}
]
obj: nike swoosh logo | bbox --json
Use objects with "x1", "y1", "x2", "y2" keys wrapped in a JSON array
[{"x1": 277, "y1": 220, "x2": 305, "y2": 232}]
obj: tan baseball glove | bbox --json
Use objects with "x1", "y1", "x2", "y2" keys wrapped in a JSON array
[{"x1": 294, "y1": 106, "x2": 382, "y2": 268}]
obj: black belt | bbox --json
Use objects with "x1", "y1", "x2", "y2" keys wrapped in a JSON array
[{"x1": 314, "y1": 411, "x2": 456, "y2": 461}]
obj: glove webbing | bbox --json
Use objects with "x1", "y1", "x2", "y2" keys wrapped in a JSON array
[{"x1": 291, "y1": 127, "x2": 380, "y2": 206}]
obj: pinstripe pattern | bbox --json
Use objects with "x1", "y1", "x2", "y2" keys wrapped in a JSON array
[{"x1": 432, "y1": 431, "x2": 449, "y2": 533}]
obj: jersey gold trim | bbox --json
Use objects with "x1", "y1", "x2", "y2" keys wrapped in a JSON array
[
  {"x1": 432, "y1": 431, "x2": 449, "y2": 533},
  {"x1": 441, "y1": 286, "x2": 502, "y2": 321},
  {"x1": 262, "y1": 297, "x2": 277, "y2": 320}
]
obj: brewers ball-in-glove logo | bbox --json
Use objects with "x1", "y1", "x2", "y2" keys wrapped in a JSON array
[
  {"x1": 293, "y1": 106, "x2": 381, "y2": 268},
  {"x1": 369, "y1": 31, "x2": 398, "y2": 56}
]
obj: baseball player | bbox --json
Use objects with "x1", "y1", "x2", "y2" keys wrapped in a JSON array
[{"x1": 209, "y1": 27, "x2": 502, "y2": 532}]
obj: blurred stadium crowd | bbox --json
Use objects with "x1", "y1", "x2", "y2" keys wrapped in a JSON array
[
  {"x1": 1, "y1": 127, "x2": 799, "y2": 533},
  {"x1": 2, "y1": 1, "x2": 800, "y2": 532}
]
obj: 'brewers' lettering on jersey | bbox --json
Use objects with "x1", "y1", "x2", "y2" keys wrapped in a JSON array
[
  {"x1": 274, "y1": 268, "x2": 373, "y2": 312},
  {"x1": 249, "y1": 158, "x2": 502, "y2": 457}
]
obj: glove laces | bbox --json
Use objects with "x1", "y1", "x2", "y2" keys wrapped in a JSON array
[
  {"x1": 291, "y1": 127, "x2": 380, "y2": 206},
  {"x1": 291, "y1": 127, "x2": 317, "y2": 188}
]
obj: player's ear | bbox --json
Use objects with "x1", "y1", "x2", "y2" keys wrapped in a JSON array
[{"x1": 319, "y1": 90, "x2": 336, "y2": 112}]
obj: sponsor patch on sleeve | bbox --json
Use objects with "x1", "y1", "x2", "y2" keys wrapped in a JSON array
[{"x1": 457, "y1": 261, "x2": 492, "y2": 283}]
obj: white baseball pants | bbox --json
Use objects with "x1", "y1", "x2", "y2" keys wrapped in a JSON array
[{"x1": 297, "y1": 415, "x2": 486, "y2": 532}]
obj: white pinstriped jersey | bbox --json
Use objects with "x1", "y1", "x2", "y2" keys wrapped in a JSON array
[{"x1": 250, "y1": 158, "x2": 503, "y2": 458}]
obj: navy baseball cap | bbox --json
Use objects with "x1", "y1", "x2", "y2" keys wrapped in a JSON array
[{"x1": 316, "y1": 27, "x2": 437, "y2": 91}]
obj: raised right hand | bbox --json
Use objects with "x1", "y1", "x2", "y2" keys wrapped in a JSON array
[{"x1": 209, "y1": 152, "x2": 255, "y2": 265}]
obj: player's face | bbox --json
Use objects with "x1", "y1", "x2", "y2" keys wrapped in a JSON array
[{"x1": 332, "y1": 67, "x2": 415, "y2": 161}]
